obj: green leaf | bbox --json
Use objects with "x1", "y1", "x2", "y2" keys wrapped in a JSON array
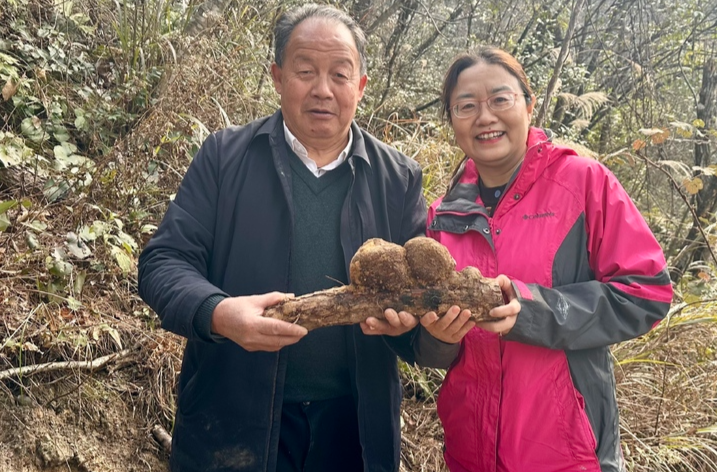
[
  {"x1": 20, "y1": 117, "x2": 46, "y2": 143},
  {"x1": 0, "y1": 143, "x2": 22, "y2": 167},
  {"x1": 0, "y1": 200, "x2": 18, "y2": 213},
  {"x1": 116, "y1": 230, "x2": 138, "y2": 252},
  {"x1": 67, "y1": 296, "x2": 82, "y2": 311},
  {"x1": 43, "y1": 179, "x2": 70, "y2": 202},
  {"x1": 53, "y1": 144, "x2": 69, "y2": 160},
  {"x1": 53, "y1": 125, "x2": 71, "y2": 143},
  {"x1": 74, "y1": 115, "x2": 87, "y2": 130},
  {"x1": 26, "y1": 231, "x2": 40, "y2": 250},
  {"x1": 79, "y1": 220, "x2": 109, "y2": 241},
  {"x1": 23, "y1": 220, "x2": 47, "y2": 232},
  {"x1": 0, "y1": 213, "x2": 10, "y2": 232},
  {"x1": 140, "y1": 224, "x2": 157, "y2": 234},
  {"x1": 65, "y1": 231, "x2": 92, "y2": 259},
  {"x1": 73, "y1": 270, "x2": 86, "y2": 295},
  {"x1": 0, "y1": 52, "x2": 19, "y2": 65},
  {"x1": 47, "y1": 258, "x2": 73, "y2": 278},
  {"x1": 111, "y1": 245, "x2": 133, "y2": 274}
]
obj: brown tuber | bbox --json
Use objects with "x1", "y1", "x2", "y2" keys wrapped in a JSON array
[
  {"x1": 349, "y1": 239, "x2": 410, "y2": 291},
  {"x1": 263, "y1": 237, "x2": 504, "y2": 330}
]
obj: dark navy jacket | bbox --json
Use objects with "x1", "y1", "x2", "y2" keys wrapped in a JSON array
[{"x1": 138, "y1": 111, "x2": 454, "y2": 472}]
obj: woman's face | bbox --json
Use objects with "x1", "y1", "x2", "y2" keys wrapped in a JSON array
[{"x1": 449, "y1": 62, "x2": 535, "y2": 176}]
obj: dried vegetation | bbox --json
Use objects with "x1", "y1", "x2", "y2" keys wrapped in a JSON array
[{"x1": 0, "y1": 0, "x2": 716, "y2": 471}]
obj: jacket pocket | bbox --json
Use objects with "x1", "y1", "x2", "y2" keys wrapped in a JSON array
[
  {"x1": 551, "y1": 358, "x2": 600, "y2": 465},
  {"x1": 573, "y1": 387, "x2": 598, "y2": 451}
]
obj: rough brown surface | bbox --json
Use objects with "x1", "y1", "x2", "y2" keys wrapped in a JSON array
[
  {"x1": 404, "y1": 237, "x2": 456, "y2": 286},
  {"x1": 0, "y1": 375, "x2": 169, "y2": 472},
  {"x1": 264, "y1": 237, "x2": 503, "y2": 330},
  {"x1": 349, "y1": 238, "x2": 411, "y2": 291}
]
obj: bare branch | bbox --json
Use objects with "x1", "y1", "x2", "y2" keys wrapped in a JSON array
[
  {"x1": 0, "y1": 350, "x2": 132, "y2": 381},
  {"x1": 535, "y1": 0, "x2": 587, "y2": 128}
]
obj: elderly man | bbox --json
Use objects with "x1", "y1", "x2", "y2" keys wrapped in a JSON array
[{"x1": 138, "y1": 4, "x2": 459, "y2": 472}]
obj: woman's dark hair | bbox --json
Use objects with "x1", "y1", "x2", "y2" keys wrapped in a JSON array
[
  {"x1": 274, "y1": 4, "x2": 367, "y2": 76},
  {"x1": 441, "y1": 46, "x2": 533, "y2": 125},
  {"x1": 442, "y1": 46, "x2": 534, "y2": 194}
]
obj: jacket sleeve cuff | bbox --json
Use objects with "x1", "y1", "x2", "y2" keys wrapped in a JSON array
[
  {"x1": 192, "y1": 294, "x2": 229, "y2": 343},
  {"x1": 413, "y1": 325, "x2": 460, "y2": 369},
  {"x1": 503, "y1": 279, "x2": 536, "y2": 343}
]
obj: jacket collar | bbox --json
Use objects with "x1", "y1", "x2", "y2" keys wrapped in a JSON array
[{"x1": 255, "y1": 110, "x2": 371, "y2": 167}]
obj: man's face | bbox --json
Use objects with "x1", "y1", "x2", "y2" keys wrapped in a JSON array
[{"x1": 271, "y1": 18, "x2": 367, "y2": 154}]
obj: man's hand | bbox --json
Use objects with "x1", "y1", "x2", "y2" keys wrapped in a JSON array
[
  {"x1": 211, "y1": 292, "x2": 308, "y2": 351},
  {"x1": 420, "y1": 305, "x2": 475, "y2": 343},
  {"x1": 360, "y1": 309, "x2": 418, "y2": 336},
  {"x1": 476, "y1": 275, "x2": 521, "y2": 336}
]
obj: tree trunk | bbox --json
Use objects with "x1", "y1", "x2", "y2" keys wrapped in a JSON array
[{"x1": 669, "y1": 55, "x2": 717, "y2": 281}]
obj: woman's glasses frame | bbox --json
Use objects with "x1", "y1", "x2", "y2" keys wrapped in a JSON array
[{"x1": 451, "y1": 92, "x2": 528, "y2": 119}]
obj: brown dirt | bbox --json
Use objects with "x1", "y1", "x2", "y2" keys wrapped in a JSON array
[{"x1": 0, "y1": 376, "x2": 168, "y2": 472}]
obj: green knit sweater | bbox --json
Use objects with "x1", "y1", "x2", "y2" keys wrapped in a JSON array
[{"x1": 282, "y1": 147, "x2": 354, "y2": 403}]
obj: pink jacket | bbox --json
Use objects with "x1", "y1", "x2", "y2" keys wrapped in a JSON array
[{"x1": 427, "y1": 128, "x2": 672, "y2": 472}]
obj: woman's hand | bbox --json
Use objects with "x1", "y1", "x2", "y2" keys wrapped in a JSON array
[
  {"x1": 361, "y1": 309, "x2": 419, "y2": 336},
  {"x1": 420, "y1": 305, "x2": 475, "y2": 344},
  {"x1": 476, "y1": 275, "x2": 521, "y2": 336}
]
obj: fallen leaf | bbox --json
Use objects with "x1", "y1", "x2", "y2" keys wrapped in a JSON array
[
  {"x1": 111, "y1": 245, "x2": 133, "y2": 274},
  {"x1": 21, "y1": 341, "x2": 41, "y2": 353},
  {"x1": 59, "y1": 307, "x2": 74, "y2": 320},
  {"x1": 2, "y1": 78, "x2": 18, "y2": 101},
  {"x1": 65, "y1": 231, "x2": 92, "y2": 259}
]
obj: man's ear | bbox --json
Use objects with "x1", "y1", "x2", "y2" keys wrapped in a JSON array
[
  {"x1": 271, "y1": 63, "x2": 282, "y2": 94},
  {"x1": 357, "y1": 74, "x2": 368, "y2": 100}
]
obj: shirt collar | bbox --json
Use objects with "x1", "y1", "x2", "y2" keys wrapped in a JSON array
[{"x1": 283, "y1": 121, "x2": 353, "y2": 177}]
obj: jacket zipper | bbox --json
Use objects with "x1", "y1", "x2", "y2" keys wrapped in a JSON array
[
  {"x1": 488, "y1": 139, "x2": 548, "y2": 471},
  {"x1": 492, "y1": 138, "x2": 547, "y2": 219}
]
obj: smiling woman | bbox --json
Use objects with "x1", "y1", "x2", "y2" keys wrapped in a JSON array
[
  {"x1": 444, "y1": 60, "x2": 535, "y2": 188},
  {"x1": 421, "y1": 46, "x2": 673, "y2": 472}
]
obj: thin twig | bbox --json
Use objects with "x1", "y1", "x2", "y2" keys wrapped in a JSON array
[
  {"x1": 0, "y1": 349, "x2": 132, "y2": 381},
  {"x1": 151, "y1": 424, "x2": 172, "y2": 452},
  {"x1": 637, "y1": 151, "x2": 717, "y2": 270},
  {"x1": 401, "y1": 435, "x2": 421, "y2": 451},
  {"x1": 535, "y1": 0, "x2": 587, "y2": 128}
]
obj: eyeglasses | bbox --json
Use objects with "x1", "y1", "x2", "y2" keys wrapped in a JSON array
[{"x1": 451, "y1": 92, "x2": 525, "y2": 119}]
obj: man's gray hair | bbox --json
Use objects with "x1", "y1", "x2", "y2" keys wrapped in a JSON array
[{"x1": 274, "y1": 4, "x2": 368, "y2": 76}]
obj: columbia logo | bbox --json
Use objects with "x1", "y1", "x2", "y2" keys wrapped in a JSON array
[{"x1": 523, "y1": 211, "x2": 555, "y2": 220}]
